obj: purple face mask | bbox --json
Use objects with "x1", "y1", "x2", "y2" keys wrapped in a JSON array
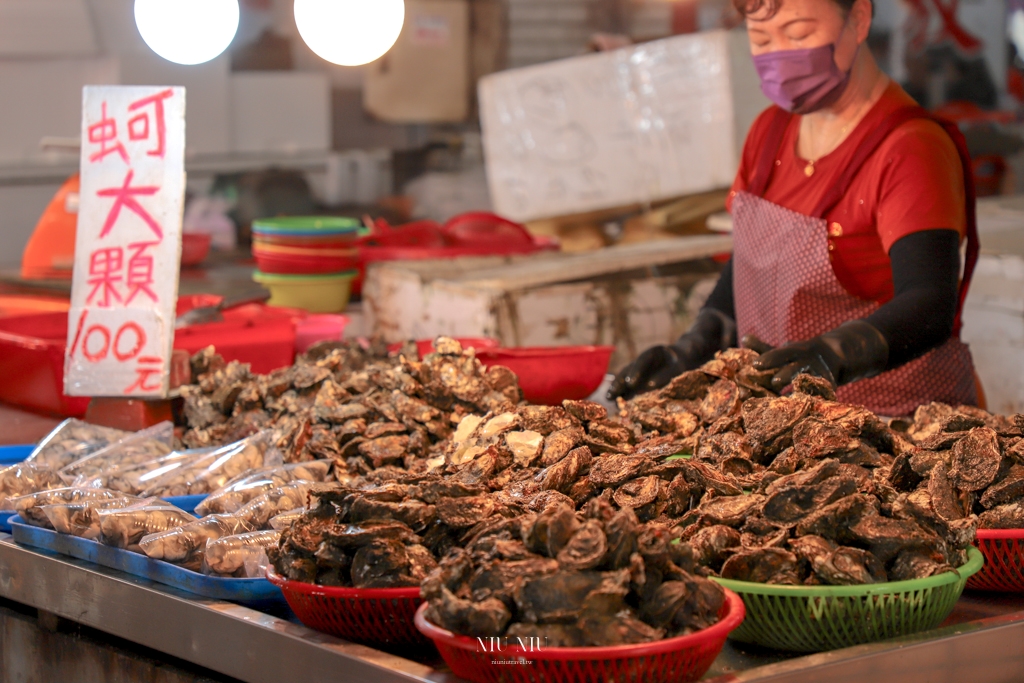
[{"x1": 753, "y1": 43, "x2": 852, "y2": 114}]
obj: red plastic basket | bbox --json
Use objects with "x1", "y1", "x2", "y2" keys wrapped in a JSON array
[
  {"x1": 267, "y1": 569, "x2": 429, "y2": 646},
  {"x1": 414, "y1": 589, "x2": 745, "y2": 683},
  {"x1": 968, "y1": 529, "x2": 1024, "y2": 592}
]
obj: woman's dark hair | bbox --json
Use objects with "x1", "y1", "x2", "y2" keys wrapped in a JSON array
[{"x1": 734, "y1": 0, "x2": 866, "y2": 19}]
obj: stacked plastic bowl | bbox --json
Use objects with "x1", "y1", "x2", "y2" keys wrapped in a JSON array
[{"x1": 251, "y1": 217, "x2": 362, "y2": 313}]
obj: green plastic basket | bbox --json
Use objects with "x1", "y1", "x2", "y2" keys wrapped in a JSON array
[{"x1": 712, "y1": 547, "x2": 983, "y2": 652}]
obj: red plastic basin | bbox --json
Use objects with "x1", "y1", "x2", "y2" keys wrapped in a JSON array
[
  {"x1": 476, "y1": 345, "x2": 614, "y2": 406},
  {"x1": 387, "y1": 337, "x2": 500, "y2": 358},
  {"x1": 0, "y1": 295, "x2": 300, "y2": 417},
  {"x1": 0, "y1": 313, "x2": 90, "y2": 417}
]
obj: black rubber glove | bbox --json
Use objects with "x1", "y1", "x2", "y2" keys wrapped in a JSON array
[
  {"x1": 608, "y1": 308, "x2": 737, "y2": 400},
  {"x1": 749, "y1": 320, "x2": 889, "y2": 393}
]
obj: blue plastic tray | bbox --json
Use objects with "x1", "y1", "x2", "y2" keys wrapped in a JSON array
[
  {"x1": 0, "y1": 445, "x2": 33, "y2": 532},
  {"x1": 10, "y1": 516, "x2": 284, "y2": 607},
  {"x1": 0, "y1": 444, "x2": 34, "y2": 465},
  {"x1": 163, "y1": 495, "x2": 207, "y2": 516}
]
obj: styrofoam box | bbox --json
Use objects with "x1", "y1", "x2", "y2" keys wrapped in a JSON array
[
  {"x1": 0, "y1": 59, "x2": 118, "y2": 163},
  {"x1": 230, "y1": 72, "x2": 330, "y2": 154},
  {"x1": 479, "y1": 28, "x2": 769, "y2": 222}
]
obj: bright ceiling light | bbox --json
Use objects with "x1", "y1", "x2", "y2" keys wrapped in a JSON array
[
  {"x1": 135, "y1": 0, "x2": 240, "y2": 66},
  {"x1": 294, "y1": 0, "x2": 405, "y2": 67}
]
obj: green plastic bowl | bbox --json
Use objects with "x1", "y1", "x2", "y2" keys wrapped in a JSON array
[
  {"x1": 252, "y1": 216, "x2": 363, "y2": 236},
  {"x1": 712, "y1": 547, "x2": 983, "y2": 652}
]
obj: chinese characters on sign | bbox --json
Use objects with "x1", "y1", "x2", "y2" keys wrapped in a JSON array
[{"x1": 65, "y1": 86, "x2": 185, "y2": 398}]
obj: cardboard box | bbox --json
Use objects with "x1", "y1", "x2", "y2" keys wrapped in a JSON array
[
  {"x1": 363, "y1": 234, "x2": 732, "y2": 371},
  {"x1": 478, "y1": 28, "x2": 769, "y2": 222},
  {"x1": 364, "y1": 0, "x2": 470, "y2": 123}
]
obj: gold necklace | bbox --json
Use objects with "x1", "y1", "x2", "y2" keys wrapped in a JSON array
[
  {"x1": 802, "y1": 101, "x2": 868, "y2": 178},
  {"x1": 803, "y1": 76, "x2": 891, "y2": 177}
]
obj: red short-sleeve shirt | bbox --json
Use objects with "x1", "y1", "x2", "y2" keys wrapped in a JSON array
[{"x1": 727, "y1": 82, "x2": 966, "y2": 303}]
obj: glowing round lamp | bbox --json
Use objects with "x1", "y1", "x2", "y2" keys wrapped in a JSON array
[
  {"x1": 294, "y1": 0, "x2": 405, "y2": 67},
  {"x1": 135, "y1": 0, "x2": 240, "y2": 66}
]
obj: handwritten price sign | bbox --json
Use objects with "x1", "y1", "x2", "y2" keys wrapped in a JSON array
[{"x1": 65, "y1": 86, "x2": 186, "y2": 398}]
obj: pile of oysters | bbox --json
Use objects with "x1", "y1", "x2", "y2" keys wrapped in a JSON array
[{"x1": 180, "y1": 339, "x2": 520, "y2": 477}]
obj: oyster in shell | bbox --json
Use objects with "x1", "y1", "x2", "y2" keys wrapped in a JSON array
[
  {"x1": 589, "y1": 455, "x2": 648, "y2": 488},
  {"x1": 981, "y1": 465, "x2": 1024, "y2": 509},
  {"x1": 720, "y1": 547, "x2": 800, "y2": 584},
  {"x1": 524, "y1": 503, "x2": 580, "y2": 557},
  {"x1": 540, "y1": 446, "x2": 592, "y2": 493},
  {"x1": 889, "y1": 549, "x2": 954, "y2": 581},
  {"x1": 812, "y1": 547, "x2": 886, "y2": 585},
  {"x1": 762, "y1": 477, "x2": 858, "y2": 525},
  {"x1": 687, "y1": 525, "x2": 741, "y2": 571},
  {"x1": 540, "y1": 427, "x2": 585, "y2": 467},
  {"x1": 426, "y1": 587, "x2": 511, "y2": 637},
  {"x1": 514, "y1": 571, "x2": 606, "y2": 624},
  {"x1": 979, "y1": 502, "x2": 1024, "y2": 529},
  {"x1": 557, "y1": 520, "x2": 608, "y2": 570},
  {"x1": 949, "y1": 428, "x2": 1003, "y2": 492},
  {"x1": 562, "y1": 400, "x2": 607, "y2": 423},
  {"x1": 695, "y1": 494, "x2": 766, "y2": 528}
]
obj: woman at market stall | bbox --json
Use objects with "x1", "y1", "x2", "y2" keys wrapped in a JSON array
[{"x1": 608, "y1": 0, "x2": 980, "y2": 417}]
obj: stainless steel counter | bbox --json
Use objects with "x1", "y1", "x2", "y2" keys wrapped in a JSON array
[{"x1": 1, "y1": 534, "x2": 1023, "y2": 683}]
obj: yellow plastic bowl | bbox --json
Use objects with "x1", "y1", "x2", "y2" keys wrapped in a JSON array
[{"x1": 252, "y1": 270, "x2": 356, "y2": 313}]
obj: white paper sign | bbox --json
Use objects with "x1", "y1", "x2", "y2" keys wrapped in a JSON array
[{"x1": 65, "y1": 85, "x2": 185, "y2": 398}]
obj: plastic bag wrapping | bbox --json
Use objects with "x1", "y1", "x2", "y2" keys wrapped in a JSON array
[
  {"x1": 203, "y1": 530, "x2": 281, "y2": 577},
  {"x1": 59, "y1": 422, "x2": 174, "y2": 483},
  {"x1": 27, "y1": 419, "x2": 130, "y2": 470},
  {"x1": 10, "y1": 487, "x2": 136, "y2": 528},
  {"x1": 43, "y1": 497, "x2": 144, "y2": 540},
  {"x1": 98, "y1": 501, "x2": 197, "y2": 552},
  {"x1": 139, "y1": 432, "x2": 282, "y2": 499},
  {"x1": 195, "y1": 460, "x2": 332, "y2": 517},
  {"x1": 139, "y1": 514, "x2": 254, "y2": 569},
  {"x1": 76, "y1": 447, "x2": 218, "y2": 495},
  {"x1": 234, "y1": 482, "x2": 315, "y2": 530},
  {"x1": 0, "y1": 464, "x2": 67, "y2": 510},
  {"x1": 268, "y1": 508, "x2": 304, "y2": 531}
]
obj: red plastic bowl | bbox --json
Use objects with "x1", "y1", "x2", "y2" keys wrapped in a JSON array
[
  {"x1": 414, "y1": 589, "x2": 745, "y2": 683},
  {"x1": 476, "y1": 346, "x2": 614, "y2": 405},
  {"x1": 968, "y1": 529, "x2": 1024, "y2": 592},
  {"x1": 181, "y1": 233, "x2": 212, "y2": 267},
  {"x1": 253, "y1": 251, "x2": 360, "y2": 275},
  {"x1": 387, "y1": 337, "x2": 501, "y2": 358},
  {"x1": 266, "y1": 568, "x2": 429, "y2": 646},
  {"x1": 444, "y1": 211, "x2": 535, "y2": 247}
]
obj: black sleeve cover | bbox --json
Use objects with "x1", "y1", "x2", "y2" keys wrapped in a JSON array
[
  {"x1": 865, "y1": 229, "x2": 962, "y2": 370},
  {"x1": 702, "y1": 257, "x2": 736, "y2": 320}
]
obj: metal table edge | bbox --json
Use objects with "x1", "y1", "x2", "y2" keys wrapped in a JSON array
[{"x1": 0, "y1": 536, "x2": 454, "y2": 683}]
